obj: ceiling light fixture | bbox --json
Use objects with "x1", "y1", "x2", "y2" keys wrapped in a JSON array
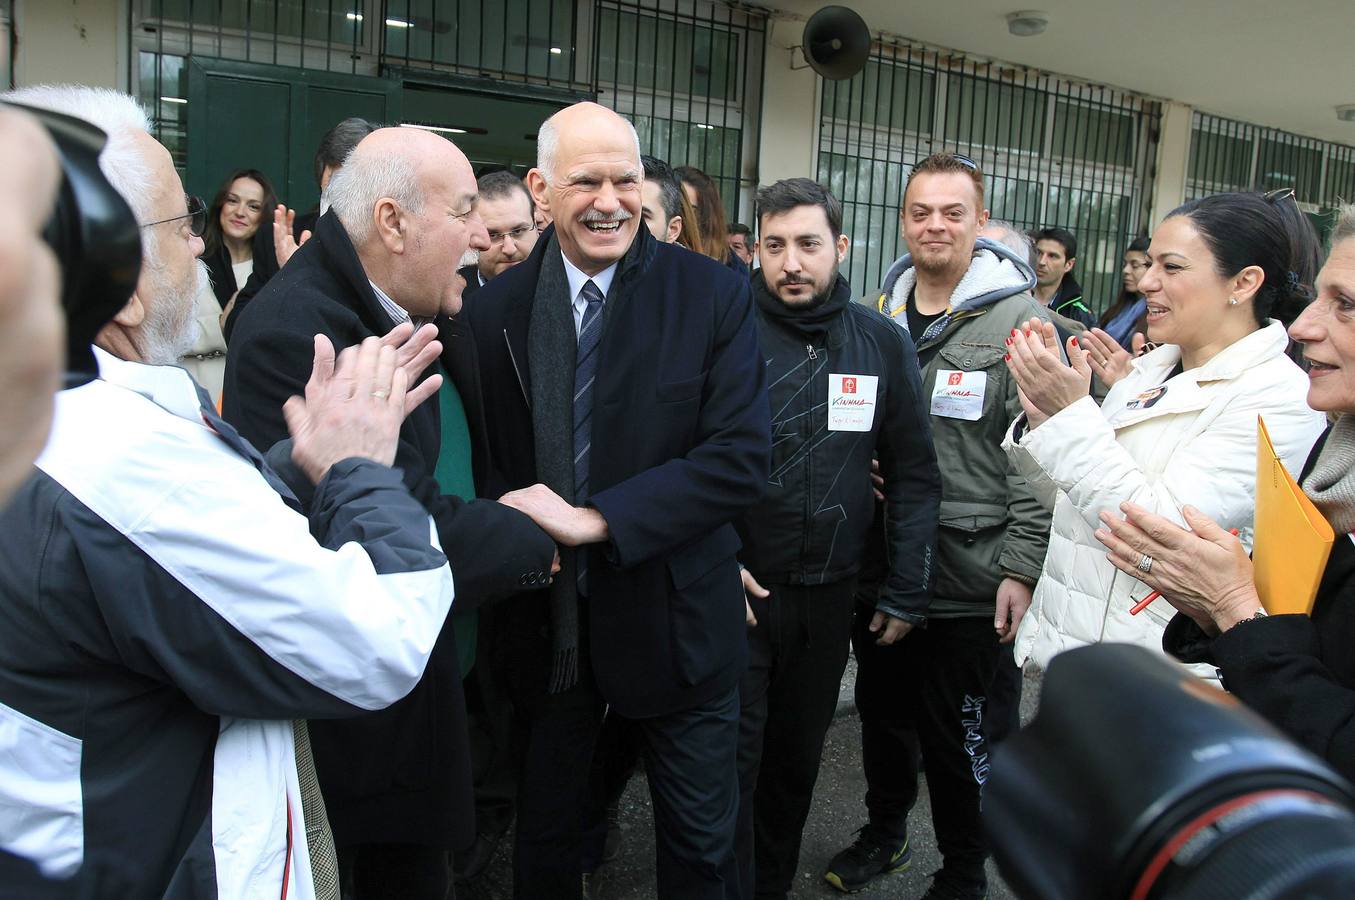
[
  {"x1": 385, "y1": 17, "x2": 413, "y2": 29},
  {"x1": 1337, "y1": 105, "x2": 1355, "y2": 123},
  {"x1": 160, "y1": 96, "x2": 187, "y2": 104},
  {"x1": 695, "y1": 123, "x2": 714, "y2": 130},
  {"x1": 401, "y1": 122, "x2": 467, "y2": 134},
  {"x1": 346, "y1": 12, "x2": 362, "y2": 21},
  {"x1": 549, "y1": 47, "x2": 563, "y2": 55},
  {"x1": 1006, "y1": 10, "x2": 1049, "y2": 37}
]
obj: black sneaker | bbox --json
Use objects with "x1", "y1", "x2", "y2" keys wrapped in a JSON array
[
  {"x1": 823, "y1": 825, "x2": 912, "y2": 893},
  {"x1": 918, "y1": 868, "x2": 988, "y2": 900}
]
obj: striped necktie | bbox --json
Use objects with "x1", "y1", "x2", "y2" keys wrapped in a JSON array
[{"x1": 574, "y1": 279, "x2": 605, "y2": 594}]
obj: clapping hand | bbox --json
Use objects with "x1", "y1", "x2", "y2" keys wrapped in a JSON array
[
  {"x1": 272, "y1": 204, "x2": 313, "y2": 268},
  {"x1": 1079, "y1": 328, "x2": 1143, "y2": 389},
  {"x1": 377, "y1": 321, "x2": 444, "y2": 417},
  {"x1": 284, "y1": 336, "x2": 411, "y2": 483},
  {"x1": 1005, "y1": 317, "x2": 1091, "y2": 429}
]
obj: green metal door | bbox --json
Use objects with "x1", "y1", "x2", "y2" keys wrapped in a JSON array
[{"x1": 186, "y1": 57, "x2": 402, "y2": 212}]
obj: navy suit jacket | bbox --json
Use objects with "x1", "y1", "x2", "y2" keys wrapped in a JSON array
[{"x1": 467, "y1": 225, "x2": 771, "y2": 717}]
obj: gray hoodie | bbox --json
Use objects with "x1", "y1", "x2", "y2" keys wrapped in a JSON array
[
  {"x1": 877, "y1": 237, "x2": 1037, "y2": 345},
  {"x1": 868, "y1": 236, "x2": 1052, "y2": 615}
]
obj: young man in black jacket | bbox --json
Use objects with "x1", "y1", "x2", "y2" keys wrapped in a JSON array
[{"x1": 735, "y1": 178, "x2": 942, "y2": 900}]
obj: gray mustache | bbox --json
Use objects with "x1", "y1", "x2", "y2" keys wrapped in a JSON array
[{"x1": 579, "y1": 208, "x2": 633, "y2": 224}]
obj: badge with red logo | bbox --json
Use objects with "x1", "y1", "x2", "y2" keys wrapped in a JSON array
[
  {"x1": 931, "y1": 369, "x2": 988, "y2": 421},
  {"x1": 828, "y1": 373, "x2": 878, "y2": 432}
]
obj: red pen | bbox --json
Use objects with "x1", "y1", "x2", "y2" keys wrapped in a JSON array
[{"x1": 1129, "y1": 528, "x2": 1240, "y2": 615}]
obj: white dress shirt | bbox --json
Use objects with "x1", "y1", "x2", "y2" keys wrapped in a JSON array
[{"x1": 559, "y1": 250, "x2": 618, "y2": 337}]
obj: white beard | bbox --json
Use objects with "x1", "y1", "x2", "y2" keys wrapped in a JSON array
[{"x1": 142, "y1": 259, "x2": 209, "y2": 366}]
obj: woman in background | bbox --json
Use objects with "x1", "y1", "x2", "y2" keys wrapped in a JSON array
[
  {"x1": 181, "y1": 169, "x2": 277, "y2": 402},
  {"x1": 676, "y1": 165, "x2": 748, "y2": 276},
  {"x1": 202, "y1": 169, "x2": 278, "y2": 310},
  {"x1": 1097, "y1": 236, "x2": 1152, "y2": 350}
]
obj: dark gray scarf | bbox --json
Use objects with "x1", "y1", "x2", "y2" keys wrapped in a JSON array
[{"x1": 528, "y1": 235, "x2": 584, "y2": 693}]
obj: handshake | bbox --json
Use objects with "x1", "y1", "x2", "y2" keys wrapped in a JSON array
[
  {"x1": 498, "y1": 484, "x2": 609, "y2": 548},
  {"x1": 286, "y1": 320, "x2": 606, "y2": 573}
]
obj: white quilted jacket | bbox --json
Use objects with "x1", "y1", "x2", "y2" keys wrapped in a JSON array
[{"x1": 1006, "y1": 321, "x2": 1326, "y2": 674}]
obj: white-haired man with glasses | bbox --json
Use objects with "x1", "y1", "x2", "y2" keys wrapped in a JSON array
[
  {"x1": 0, "y1": 85, "x2": 461, "y2": 900},
  {"x1": 223, "y1": 126, "x2": 560, "y2": 900}
]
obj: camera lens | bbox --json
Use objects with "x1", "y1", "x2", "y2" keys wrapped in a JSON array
[{"x1": 986, "y1": 645, "x2": 1355, "y2": 900}]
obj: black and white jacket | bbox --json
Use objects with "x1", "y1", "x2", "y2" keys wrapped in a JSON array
[{"x1": 0, "y1": 348, "x2": 454, "y2": 899}]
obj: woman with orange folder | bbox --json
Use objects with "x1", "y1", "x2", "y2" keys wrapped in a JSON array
[
  {"x1": 1000, "y1": 190, "x2": 1328, "y2": 677},
  {"x1": 1096, "y1": 209, "x2": 1355, "y2": 779}
]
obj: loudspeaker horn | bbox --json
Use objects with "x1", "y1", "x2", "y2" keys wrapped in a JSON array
[{"x1": 798, "y1": 6, "x2": 870, "y2": 81}]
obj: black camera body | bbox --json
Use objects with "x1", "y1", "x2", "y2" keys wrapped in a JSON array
[
  {"x1": 986, "y1": 644, "x2": 1355, "y2": 899},
  {"x1": 4, "y1": 101, "x2": 142, "y2": 385}
]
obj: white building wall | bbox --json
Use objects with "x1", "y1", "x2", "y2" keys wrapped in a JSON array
[{"x1": 12, "y1": 0, "x2": 125, "y2": 91}]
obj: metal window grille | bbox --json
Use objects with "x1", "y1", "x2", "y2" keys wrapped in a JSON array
[
  {"x1": 817, "y1": 40, "x2": 1160, "y2": 315},
  {"x1": 594, "y1": 0, "x2": 765, "y2": 222},
  {"x1": 1188, "y1": 110, "x2": 1355, "y2": 217},
  {"x1": 133, "y1": 0, "x2": 763, "y2": 217}
]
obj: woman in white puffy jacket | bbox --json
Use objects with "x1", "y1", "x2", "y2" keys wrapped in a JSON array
[{"x1": 1001, "y1": 190, "x2": 1328, "y2": 675}]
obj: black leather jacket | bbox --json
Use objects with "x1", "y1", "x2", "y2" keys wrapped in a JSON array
[{"x1": 737, "y1": 275, "x2": 941, "y2": 622}]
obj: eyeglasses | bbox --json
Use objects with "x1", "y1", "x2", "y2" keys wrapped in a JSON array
[
  {"x1": 142, "y1": 194, "x2": 207, "y2": 237},
  {"x1": 1264, "y1": 187, "x2": 1297, "y2": 204},
  {"x1": 487, "y1": 224, "x2": 538, "y2": 246}
]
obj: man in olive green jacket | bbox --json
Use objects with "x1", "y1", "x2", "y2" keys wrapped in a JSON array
[{"x1": 825, "y1": 153, "x2": 1053, "y2": 900}]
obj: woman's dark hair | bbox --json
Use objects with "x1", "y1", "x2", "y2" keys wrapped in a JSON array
[
  {"x1": 1166, "y1": 191, "x2": 1320, "y2": 326},
  {"x1": 675, "y1": 165, "x2": 732, "y2": 264},
  {"x1": 1098, "y1": 235, "x2": 1151, "y2": 328},
  {"x1": 202, "y1": 169, "x2": 279, "y2": 261}
]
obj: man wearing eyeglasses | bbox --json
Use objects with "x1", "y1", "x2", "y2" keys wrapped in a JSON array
[
  {"x1": 442, "y1": 165, "x2": 541, "y2": 888},
  {"x1": 457, "y1": 169, "x2": 540, "y2": 302},
  {"x1": 223, "y1": 127, "x2": 559, "y2": 900},
  {"x1": 0, "y1": 86, "x2": 465, "y2": 900}
]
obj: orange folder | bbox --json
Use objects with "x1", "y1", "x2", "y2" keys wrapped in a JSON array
[{"x1": 1253, "y1": 416, "x2": 1334, "y2": 615}]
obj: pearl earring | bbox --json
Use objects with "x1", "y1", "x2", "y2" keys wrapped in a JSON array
[{"x1": 1228, "y1": 297, "x2": 1238, "y2": 306}]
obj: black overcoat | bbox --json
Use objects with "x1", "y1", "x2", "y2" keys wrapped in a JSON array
[
  {"x1": 467, "y1": 225, "x2": 772, "y2": 718},
  {"x1": 221, "y1": 210, "x2": 556, "y2": 849}
]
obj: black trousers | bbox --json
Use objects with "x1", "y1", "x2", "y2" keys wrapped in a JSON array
[
  {"x1": 580, "y1": 709, "x2": 642, "y2": 872},
  {"x1": 498, "y1": 598, "x2": 742, "y2": 899},
  {"x1": 339, "y1": 843, "x2": 449, "y2": 900},
  {"x1": 984, "y1": 643, "x2": 1023, "y2": 747},
  {"x1": 853, "y1": 607, "x2": 1000, "y2": 887},
  {"x1": 736, "y1": 579, "x2": 857, "y2": 900}
]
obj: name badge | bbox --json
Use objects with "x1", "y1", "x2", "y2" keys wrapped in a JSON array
[
  {"x1": 828, "y1": 373, "x2": 879, "y2": 432},
  {"x1": 931, "y1": 369, "x2": 987, "y2": 420}
]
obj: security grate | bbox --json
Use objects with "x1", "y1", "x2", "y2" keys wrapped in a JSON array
[
  {"x1": 133, "y1": 0, "x2": 763, "y2": 219},
  {"x1": 817, "y1": 39, "x2": 1160, "y2": 316},
  {"x1": 1188, "y1": 111, "x2": 1355, "y2": 241}
]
